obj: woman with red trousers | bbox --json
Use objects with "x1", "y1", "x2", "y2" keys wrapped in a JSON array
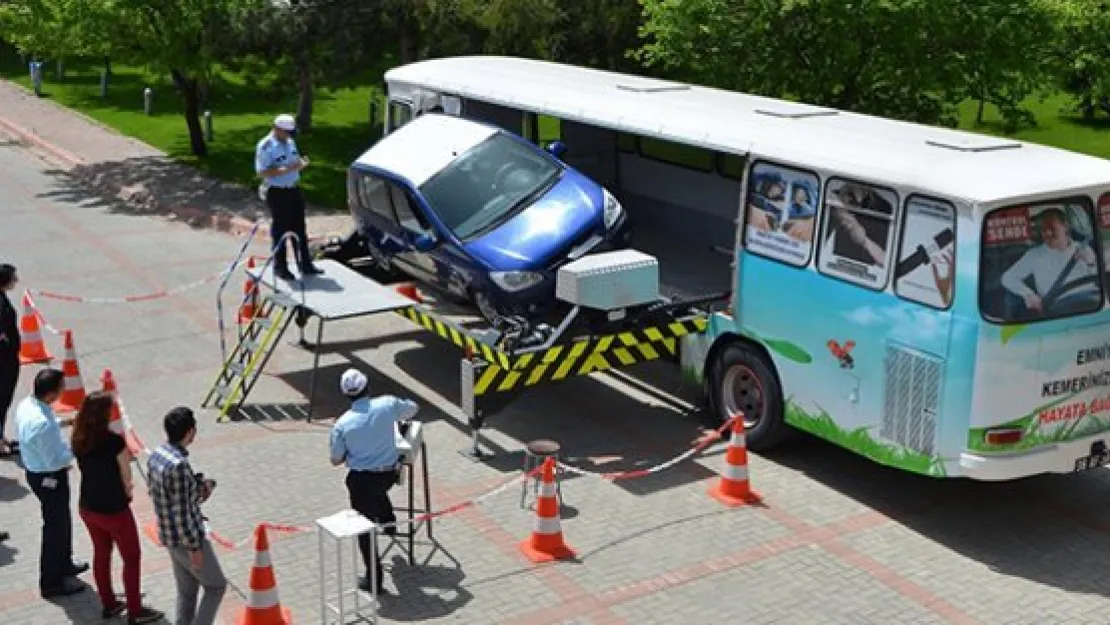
[{"x1": 70, "y1": 391, "x2": 163, "y2": 624}]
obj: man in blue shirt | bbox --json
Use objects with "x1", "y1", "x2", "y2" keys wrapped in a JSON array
[
  {"x1": 255, "y1": 113, "x2": 322, "y2": 282},
  {"x1": 17, "y1": 367, "x2": 89, "y2": 597},
  {"x1": 330, "y1": 368, "x2": 418, "y2": 594}
]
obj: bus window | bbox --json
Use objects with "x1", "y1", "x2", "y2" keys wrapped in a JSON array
[
  {"x1": 718, "y1": 153, "x2": 747, "y2": 180},
  {"x1": 817, "y1": 178, "x2": 898, "y2": 289},
  {"x1": 1098, "y1": 193, "x2": 1110, "y2": 294},
  {"x1": 639, "y1": 137, "x2": 714, "y2": 171},
  {"x1": 387, "y1": 99, "x2": 414, "y2": 132},
  {"x1": 980, "y1": 198, "x2": 1103, "y2": 323},
  {"x1": 743, "y1": 161, "x2": 820, "y2": 267},
  {"x1": 894, "y1": 196, "x2": 957, "y2": 310}
]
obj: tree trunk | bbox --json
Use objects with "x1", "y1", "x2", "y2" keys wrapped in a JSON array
[
  {"x1": 975, "y1": 97, "x2": 986, "y2": 126},
  {"x1": 103, "y1": 57, "x2": 111, "y2": 78},
  {"x1": 395, "y1": 5, "x2": 421, "y2": 62},
  {"x1": 296, "y1": 60, "x2": 314, "y2": 132},
  {"x1": 172, "y1": 69, "x2": 208, "y2": 157}
]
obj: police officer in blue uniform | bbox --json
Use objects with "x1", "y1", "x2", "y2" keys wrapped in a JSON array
[{"x1": 255, "y1": 114, "x2": 322, "y2": 280}]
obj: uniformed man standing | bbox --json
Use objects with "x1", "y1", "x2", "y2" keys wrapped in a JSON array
[
  {"x1": 329, "y1": 368, "x2": 418, "y2": 594},
  {"x1": 254, "y1": 114, "x2": 322, "y2": 281}
]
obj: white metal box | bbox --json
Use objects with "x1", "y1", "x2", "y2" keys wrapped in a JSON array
[{"x1": 555, "y1": 250, "x2": 660, "y2": 310}]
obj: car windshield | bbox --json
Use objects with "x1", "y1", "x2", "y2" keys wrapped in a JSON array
[{"x1": 419, "y1": 132, "x2": 561, "y2": 240}]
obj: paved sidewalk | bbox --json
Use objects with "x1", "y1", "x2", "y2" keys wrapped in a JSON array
[
  {"x1": 3, "y1": 76, "x2": 1110, "y2": 625},
  {"x1": 0, "y1": 78, "x2": 353, "y2": 241}
]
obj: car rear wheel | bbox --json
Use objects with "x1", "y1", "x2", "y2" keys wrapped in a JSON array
[{"x1": 710, "y1": 342, "x2": 787, "y2": 451}]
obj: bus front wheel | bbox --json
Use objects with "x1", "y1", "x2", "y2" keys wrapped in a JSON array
[{"x1": 710, "y1": 342, "x2": 787, "y2": 452}]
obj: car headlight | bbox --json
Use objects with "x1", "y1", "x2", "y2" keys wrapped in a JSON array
[
  {"x1": 490, "y1": 271, "x2": 544, "y2": 292},
  {"x1": 603, "y1": 189, "x2": 623, "y2": 229}
]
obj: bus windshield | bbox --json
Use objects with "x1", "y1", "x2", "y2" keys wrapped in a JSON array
[{"x1": 980, "y1": 197, "x2": 1106, "y2": 324}]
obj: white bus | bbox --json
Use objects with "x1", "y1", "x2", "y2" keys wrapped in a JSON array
[{"x1": 379, "y1": 55, "x2": 1110, "y2": 480}]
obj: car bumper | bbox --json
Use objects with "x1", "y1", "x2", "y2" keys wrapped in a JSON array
[{"x1": 958, "y1": 431, "x2": 1110, "y2": 481}]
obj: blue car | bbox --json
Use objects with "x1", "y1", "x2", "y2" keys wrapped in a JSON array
[{"x1": 347, "y1": 113, "x2": 632, "y2": 322}]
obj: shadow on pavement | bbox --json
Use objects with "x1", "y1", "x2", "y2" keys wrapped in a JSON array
[
  {"x1": 0, "y1": 474, "x2": 30, "y2": 503},
  {"x1": 382, "y1": 554, "x2": 473, "y2": 621},
  {"x1": 767, "y1": 434, "x2": 1110, "y2": 599}
]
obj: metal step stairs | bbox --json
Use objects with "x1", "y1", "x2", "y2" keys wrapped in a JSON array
[{"x1": 202, "y1": 295, "x2": 295, "y2": 422}]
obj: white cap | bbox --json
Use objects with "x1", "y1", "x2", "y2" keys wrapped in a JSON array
[
  {"x1": 339, "y1": 368, "x2": 368, "y2": 396},
  {"x1": 273, "y1": 114, "x2": 296, "y2": 131}
]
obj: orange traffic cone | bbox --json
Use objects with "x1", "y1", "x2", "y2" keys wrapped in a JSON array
[
  {"x1": 52, "y1": 330, "x2": 86, "y2": 413},
  {"x1": 101, "y1": 369, "x2": 124, "y2": 435},
  {"x1": 708, "y1": 414, "x2": 761, "y2": 507},
  {"x1": 519, "y1": 456, "x2": 575, "y2": 563},
  {"x1": 237, "y1": 524, "x2": 293, "y2": 625},
  {"x1": 395, "y1": 282, "x2": 423, "y2": 304},
  {"x1": 238, "y1": 258, "x2": 262, "y2": 324},
  {"x1": 18, "y1": 291, "x2": 52, "y2": 365}
]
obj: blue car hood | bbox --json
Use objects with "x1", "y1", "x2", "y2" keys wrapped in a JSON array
[{"x1": 463, "y1": 170, "x2": 603, "y2": 271}]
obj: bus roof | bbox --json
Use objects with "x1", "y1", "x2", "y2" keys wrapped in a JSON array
[{"x1": 384, "y1": 56, "x2": 1110, "y2": 205}]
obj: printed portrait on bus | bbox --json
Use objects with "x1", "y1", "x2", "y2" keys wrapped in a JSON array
[
  {"x1": 894, "y1": 197, "x2": 957, "y2": 309},
  {"x1": 818, "y1": 178, "x2": 898, "y2": 288},
  {"x1": 1099, "y1": 193, "x2": 1110, "y2": 293},
  {"x1": 743, "y1": 163, "x2": 819, "y2": 266},
  {"x1": 980, "y1": 200, "x2": 1102, "y2": 323}
]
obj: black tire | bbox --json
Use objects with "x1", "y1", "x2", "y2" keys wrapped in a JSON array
[
  {"x1": 709, "y1": 342, "x2": 787, "y2": 451},
  {"x1": 470, "y1": 288, "x2": 505, "y2": 327}
]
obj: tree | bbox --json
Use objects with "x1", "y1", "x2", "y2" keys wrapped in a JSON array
[
  {"x1": 953, "y1": 0, "x2": 1058, "y2": 131},
  {"x1": 636, "y1": 0, "x2": 1056, "y2": 127},
  {"x1": 2, "y1": 0, "x2": 261, "y2": 157},
  {"x1": 1053, "y1": 0, "x2": 1110, "y2": 119}
]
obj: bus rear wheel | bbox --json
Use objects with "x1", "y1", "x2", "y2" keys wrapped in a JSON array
[{"x1": 710, "y1": 342, "x2": 787, "y2": 452}]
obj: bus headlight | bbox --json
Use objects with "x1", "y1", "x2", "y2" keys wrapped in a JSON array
[
  {"x1": 603, "y1": 189, "x2": 624, "y2": 230},
  {"x1": 490, "y1": 271, "x2": 544, "y2": 292}
]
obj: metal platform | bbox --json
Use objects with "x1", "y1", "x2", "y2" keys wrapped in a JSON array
[
  {"x1": 248, "y1": 259, "x2": 415, "y2": 321},
  {"x1": 247, "y1": 259, "x2": 416, "y2": 420}
]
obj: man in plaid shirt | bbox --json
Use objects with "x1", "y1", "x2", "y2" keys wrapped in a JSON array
[{"x1": 147, "y1": 407, "x2": 227, "y2": 625}]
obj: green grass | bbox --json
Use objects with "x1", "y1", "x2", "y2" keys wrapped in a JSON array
[
  {"x1": 0, "y1": 56, "x2": 386, "y2": 210},
  {"x1": 784, "y1": 398, "x2": 947, "y2": 477},
  {"x1": 955, "y1": 93, "x2": 1110, "y2": 160}
]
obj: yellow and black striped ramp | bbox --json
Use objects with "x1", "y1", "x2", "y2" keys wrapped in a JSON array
[
  {"x1": 396, "y1": 306, "x2": 514, "y2": 370},
  {"x1": 471, "y1": 316, "x2": 708, "y2": 397}
]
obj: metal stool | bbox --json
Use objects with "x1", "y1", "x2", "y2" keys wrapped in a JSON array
[{"x1": 521, "y1": 439, "x2": 564, "y2": 509}]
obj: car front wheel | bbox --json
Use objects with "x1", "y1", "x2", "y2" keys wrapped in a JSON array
[{"x1": 471, "y1": 289, "x2": 506, "y2": 327}]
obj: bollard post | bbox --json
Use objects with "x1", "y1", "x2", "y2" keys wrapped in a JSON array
[
  {"x1": 29, "y1": 61, "x2": 43, "y2": 97},
  {"x1": 99, "y1": 69, "x2": 109, "y2": 99},
  {"x1": 203, "y1": 110, "x2": 213, "y2": 141},
  {"x1": 143, "y1": 87, "x2": 153, "y2": 115}
]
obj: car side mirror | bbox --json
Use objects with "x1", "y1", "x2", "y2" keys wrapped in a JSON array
[
  {"x1": 413, "y1": 231, "x2": 437, "y2": 252},
  {"x1": 545, "y1": 140, "x2": 568, "y2": 159}
]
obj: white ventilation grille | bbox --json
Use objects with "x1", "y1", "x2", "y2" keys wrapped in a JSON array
[{"x1": 881, "y1": 344, "x2": 943, "y2": 455}]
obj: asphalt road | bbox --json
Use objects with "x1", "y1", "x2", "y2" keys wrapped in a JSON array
[{"x1": 3, "y1": 139, "x2": 1110, "y2": 624}]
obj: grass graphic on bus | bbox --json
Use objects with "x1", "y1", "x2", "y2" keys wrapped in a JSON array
[
  {"x1": 784, "y1": 398, "x2": 947, "y2": 477},
  {"x1": 967, "y1": 390, "x2": 1110, "y2": 453}
]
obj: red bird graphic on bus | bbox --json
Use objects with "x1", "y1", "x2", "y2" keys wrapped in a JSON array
[{"x1": 827, "y1": 339, "x2": 856, "y2": 370}]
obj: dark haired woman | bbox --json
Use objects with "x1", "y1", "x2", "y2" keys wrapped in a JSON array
[
  {"x1": 71, "y1": 391, "x2": 163, "y2": 624},
  {"x1": 0, "y1": 263, "x2": 21, "y2": 457}
]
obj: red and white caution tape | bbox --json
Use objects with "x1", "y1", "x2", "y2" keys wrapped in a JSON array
[
  {"x1": 556, "y1": 416, "x2": 738, "y2": 481},
  {"x1": 29, "y1": 268, "x2": 232, "y2": 305},
  {"x1": 198, "y1": 467, "x2": 541, "y2": 551}
]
